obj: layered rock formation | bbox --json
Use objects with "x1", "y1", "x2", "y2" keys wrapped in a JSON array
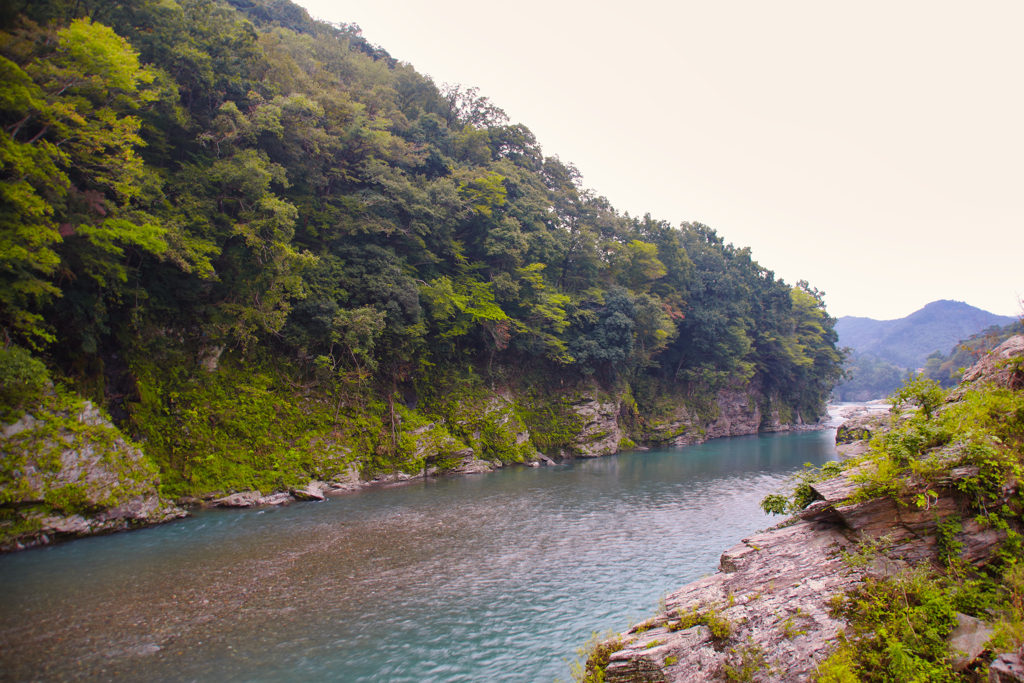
[
  {"x1": 571, "y1": 395, "x2": 624, "y2": 457},
  {"x1": 592, "y1": 336, "x2": 1024, "y2": 682},
  {"x1": 641, "y1": 385, "x2": 795, "y2": 449}
]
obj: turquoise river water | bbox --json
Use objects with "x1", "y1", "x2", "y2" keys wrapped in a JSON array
[{"x1": 0, "y1": 429, "x2": 841, "y2": 682}]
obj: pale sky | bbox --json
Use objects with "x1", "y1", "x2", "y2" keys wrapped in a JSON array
[{"x1": 297, "y1": 0, "x2": 1022, "y2": 321}]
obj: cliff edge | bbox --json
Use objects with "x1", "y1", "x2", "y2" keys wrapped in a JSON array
[{"x1": 586, "y1": 336, "x2": 1024, "y2": 682}]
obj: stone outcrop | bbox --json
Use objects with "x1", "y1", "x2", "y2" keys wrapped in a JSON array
[
  {"x1": 211, "y1": 491, "x2": 263, "y2": 507},
  {"x1": 834, "y1": 411, "x2": 888, "y2": 445},
  {"x1": 1, "y1": 399, "x2": 185, "y2": 552},
  {"x1": 605, "y1": 519, "x2": 852, "y2": 682},
  {"x1": 643, "y1": 385, "x2": 800, "y2": 448},
  {"x1": 597, "y1": 469, "x2": 1010, "y2": 682},
  {"x1": 571, "y1": 395, "x2": 623, "y2": 457},
  {"x1": 593, "y1": 338, "x2": 1024, "y2": 682},
  {"x1": 833, "y1": 403, "x2": 891, "y2": 457},
  {"x1": 290, "y1": 481, "x2": 328, "y2": 501},
  {"x1": 951, "y1": 334, "x2": 1024, "y2": 398}
]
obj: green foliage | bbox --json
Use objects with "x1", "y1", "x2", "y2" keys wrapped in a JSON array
[
  {"x1": 890, "y1": 376, "x2": 946, "y2": 420},
  {"x1": 666, "y1": 603, "x2": 732, "y2": 641},
  {"x1": 0, "y1": 18, "x2": 165, "y2": 346},
  {"x1": 0, "y1": 0, "x2": 846, "y2": 498},
  {"x1": 922, "y1": 321, "x2": 1024, "y2": 388},
  {"x1": 569, "y1": 631, "x2": 624, "y2": 683},
  {"x1": 819, "y1": 563, "x2": 964, "y2": 682},
  {"x1": 416, "y1": 372, "x2": 535, "y2": 463},
  {"x1": 516, "y1": 390, "x2": 586, "y2": 454},
  {"x1": 844, "y1": 376, "x2": 1024, "y2": 511},
  {"x1": 722, "y1": 638, "x2": 773, "y2": 682},
  {"x1": 833, "y1": 352, "x2": 908, "y2": 402},
  {"x1": 129, "y1": 352, "x2": 373, "y2": 495},
  {"x1": 0, "y1": 383, "x2": 162, "y2": 542},
  {"x1": 814, "y1": 361, "x2": 1024, "y2": 681},
  {"x1": 0, "y1": 345, "x2": 50, "y2": 421},
  {"x1": 760, "y1": 460, "x2": 845, "y2": 515}
]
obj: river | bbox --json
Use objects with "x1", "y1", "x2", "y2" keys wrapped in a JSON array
[{"x1": 0, "y1": 428, "x2": 842, "y2": 682}]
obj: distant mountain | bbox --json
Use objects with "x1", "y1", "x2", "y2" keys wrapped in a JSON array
[{"x1": 835, "y1": 300, "x2": 1017, "y2": 370}]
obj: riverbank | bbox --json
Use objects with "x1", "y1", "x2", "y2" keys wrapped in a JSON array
[
  {"x1": 1, "y1": 373, "x2": 835, "y2": 552},
  {"x1": 583, "y1": 336, "x2": 1024, "y2": 682}
]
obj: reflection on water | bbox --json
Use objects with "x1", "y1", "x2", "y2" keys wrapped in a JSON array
[{"x1": 0, "y1": 430, "x2": 838, "y2": 682}]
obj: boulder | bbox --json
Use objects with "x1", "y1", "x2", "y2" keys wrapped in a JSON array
[
  {"x1": 450, "y1": 459, "x2": 494, "y2": 474},
  {"x1": 835, "y1": 411, "x2": 889, "y2": 445},
  {"x1": 212, "y1": 491, "x2": 262, "y2": 507},
  {"x1": 991, "y1": 653, "x2": 1024, "y2": 683},
  {"x1": 290, "y1": 483, "x2": 326, "y2": 501},
  {"x1": 1, "y1": 398, "x2": 185, "y2": 550},
  {"x1": 329, "y1": 463, "x2": 363, "y2": 491},
  {"x1": 948, "y1": 612, "x2": 993, "y2": 672},
  {"x1": 256, "y1": 492, "x2": 294, "y2": 506}
]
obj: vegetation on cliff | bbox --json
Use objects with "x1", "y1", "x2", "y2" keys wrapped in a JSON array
[
  {"x1": 1, "y1": 0, "x2": 844, "y2": 501},
  {"x1": 921, "y1": 320, "x2": 1024, "y2": 389},
  {"x1": 768, "y1": 339, "x2": 1024, "y2": 680}
]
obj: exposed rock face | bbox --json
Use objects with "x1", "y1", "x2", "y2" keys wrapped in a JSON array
[
  {"x1": 949, "y1": 613, "x2": 994, "y2": 672},
  {"x1": 598, "y1": 466, "x2": 1011, "y2": 682},
  {"x1": 604, "y1": 519, "x2": 852, "y2": 682},
  {"x1": 991, "y1": 653, "x2": 1024, "y2": 682},
  {"x1": 951, "y1": 335, "x2": 1024, "y2": 398},
  {"x1": 405, "y1": 421, "x2": 467, "y2": 466},
  {"x1": 591, "y1": 339, "x2": 1024, "y2": 682},
  {"x1": 834, "y1": 411, "x2": 889, "y2": 445},
  {"x1": 211, "y1": 491, "x2": 263, "y2": 507},
  {"x1": 1, "y1": 399, "x2": 185, "y2": 551},
  {"x1": 571, "y1": 395, "x2": 623, "y2": 457},
  {"x1": 290, "y1": 481, "x2": 328, "y2": 501},
  {"x1": 645, "y1": 386, "x2": 796, "y2": 448}
]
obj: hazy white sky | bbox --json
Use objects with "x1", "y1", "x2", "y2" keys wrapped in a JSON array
[{"x1": 298, "y1": 0, "x2": 1022, "y2": 321}]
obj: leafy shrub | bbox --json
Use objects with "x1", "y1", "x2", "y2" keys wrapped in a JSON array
[
  {"x1": 0, "y1": 346, "x2": 50, "y2": 422},
  {"x1": 666, "y1": 603, "x2": 732, "y2": 642},
  {"x1": 760, "y1": 460, "x2": 845, "y2": 515},
  {"x1": 569, "y1": 630, "x2": 624, "y2": 683},
  {"x1": 820, "y1": 566, "x2": 959, "y2": 682},
  {"x1": 722, "y1": 638, "x2": 773, "y2": 682}
]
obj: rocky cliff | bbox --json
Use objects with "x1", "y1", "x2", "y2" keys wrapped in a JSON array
[
  {"x1": 0, "y1": 393, "x2": 185, "y2": 551},
  {"x1": 0, "y1": 375, "x2": 813, "y2": 550},
  {"x1": 587, "y1": 336, "x2": 1024, "y2": 682}
]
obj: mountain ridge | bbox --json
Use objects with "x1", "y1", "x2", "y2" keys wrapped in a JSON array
[{"x1": 835, "y1": 299, "x2": 1016, "y2": 369}]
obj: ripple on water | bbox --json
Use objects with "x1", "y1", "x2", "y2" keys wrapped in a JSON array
[{"x1": 0, "y1": 430, "x2": 838, "y2": 683}]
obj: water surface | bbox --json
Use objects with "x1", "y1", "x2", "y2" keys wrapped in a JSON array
[{"x1": 0, "y1": 429, "x2": 839, "y2": 682}]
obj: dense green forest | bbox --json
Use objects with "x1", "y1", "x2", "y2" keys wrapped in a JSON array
[{"x1": 0, "y1": 0, "x2": 844, "y2": 494}]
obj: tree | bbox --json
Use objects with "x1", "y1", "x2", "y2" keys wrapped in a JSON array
[{"x1": 0, "y1": 18, "x2": 166, "y2": 346}]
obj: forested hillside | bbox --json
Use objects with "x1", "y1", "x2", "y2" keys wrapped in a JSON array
[
  {"x1": 922, "y1": 320, "x2": 1024, "y2": 387},
  {"x1": 0, "y1": 0, "x2": 844, "y2": 498}
]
